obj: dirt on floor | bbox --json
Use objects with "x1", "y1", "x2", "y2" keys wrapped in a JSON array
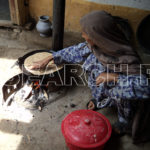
[{"x1": 0, "y1": 27, "x2": 150, "y2": 150}]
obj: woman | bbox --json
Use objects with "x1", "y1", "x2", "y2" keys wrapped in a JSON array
[{"x1": 30, "y1": 11, "x2": 150, "y2": 135}]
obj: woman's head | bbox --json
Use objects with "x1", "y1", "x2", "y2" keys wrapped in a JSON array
[{"x1": 80, "y1": 11, "x2": 131, "y2": 56}]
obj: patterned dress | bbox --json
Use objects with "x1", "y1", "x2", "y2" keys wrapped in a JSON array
[{"x1": 52, "y1": 42, "x2": 150, "y2": 124}]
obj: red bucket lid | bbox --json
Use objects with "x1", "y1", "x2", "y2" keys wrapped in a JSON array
[{"x1": 61, "y1": 110, "x2": 112, "y2": 149}]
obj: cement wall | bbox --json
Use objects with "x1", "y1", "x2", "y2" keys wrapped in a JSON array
[
  {"x1": 87, "y1": 0, "x2": 150, "y2": 10},
  {"x1": 29, "y1": 0, "x2": 150, "y2": 33}
]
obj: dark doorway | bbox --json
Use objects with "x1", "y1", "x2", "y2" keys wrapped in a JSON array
[{"x1": 0, "y1": 0, "x2": 10, "y2": 20}]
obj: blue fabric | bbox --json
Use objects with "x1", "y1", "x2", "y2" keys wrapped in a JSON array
[
  {"x1": 52, "y1": 42, "x2": 91, "y2": 64},
  {"x1": 52, "y1": 42, "x2": 150, "y2": 123}
]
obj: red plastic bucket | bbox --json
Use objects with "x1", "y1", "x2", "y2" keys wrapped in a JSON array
[{"x1": 61, "y1": 110, "x2": 112, "y2": 150}]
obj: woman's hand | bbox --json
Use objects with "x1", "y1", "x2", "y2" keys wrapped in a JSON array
[
  {"x1": 28, "y1": 55, "x2": 54, "y2": 70},
  {"x1": 88, "y1": 101, "x2": 95, "y2": 110},
  {"x1": 96, "y1": 73, "x2": 119, "y2": 85}
]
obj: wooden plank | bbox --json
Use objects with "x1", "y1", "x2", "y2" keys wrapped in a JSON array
[
  {"x1": 0, "y1": 20, "x2": 12, "y2": 27},
  {"x1": 16, "y1": 0, "x2": 29, "y2": 25},
  {"x1": 9, "y1": 0, "x2": 17, "y2": 24},
  {"x1": 0, "y1": 20, "x2": 23, "y2": 29},
  {"x1": 9, "y1": 0, "x2": 29, "y2": 25}
]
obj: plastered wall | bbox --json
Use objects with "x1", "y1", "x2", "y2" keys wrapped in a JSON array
[
  {"x1": 29, "y1": 0, "x2": 150, "y2": 33},
  {"x1": 86, "y1": 0, "x2": 150, "y2": 10}
]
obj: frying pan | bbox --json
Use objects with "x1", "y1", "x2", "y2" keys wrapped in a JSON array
[{"x1": 17, "y1": 49, "x2": 64, "y2": 78}]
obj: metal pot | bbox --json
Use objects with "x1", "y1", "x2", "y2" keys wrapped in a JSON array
[{"x1": 36, "y1": 15, "x2": 52, "y2": 37}]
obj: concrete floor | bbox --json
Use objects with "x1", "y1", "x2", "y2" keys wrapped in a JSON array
[{"x1": 0, "y1": 28, "x2": 150, "y2": 150}]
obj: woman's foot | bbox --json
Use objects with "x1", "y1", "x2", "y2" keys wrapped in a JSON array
[
  {"x1": 112, "y1": 121, "x2": 131, "y2": 136},
  {"x1": 87, "y1": 99, "x2": 97, "y2": 110}
]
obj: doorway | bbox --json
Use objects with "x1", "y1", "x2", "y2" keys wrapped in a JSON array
[{"x1": 0, "y1": 0, "x2": 10, "y2": 20}]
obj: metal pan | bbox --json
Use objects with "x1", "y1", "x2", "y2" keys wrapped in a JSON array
[{"x1": 17, "y1": 49, "x2": 64, "y2": 78}]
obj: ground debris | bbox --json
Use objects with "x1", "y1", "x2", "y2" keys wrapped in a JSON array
[
  {"x1": 24, "y1": 22, "x2": 35, "y2": 30},
  {"x1": 13, "y1": 28, "x2": 22, "y2": 33},
  {"x1": 70, "y1": 103, "x2": 76, "y2": 108},
  {"x1": 64, "y1": 105, "x2": 68, "y2": 108}
]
